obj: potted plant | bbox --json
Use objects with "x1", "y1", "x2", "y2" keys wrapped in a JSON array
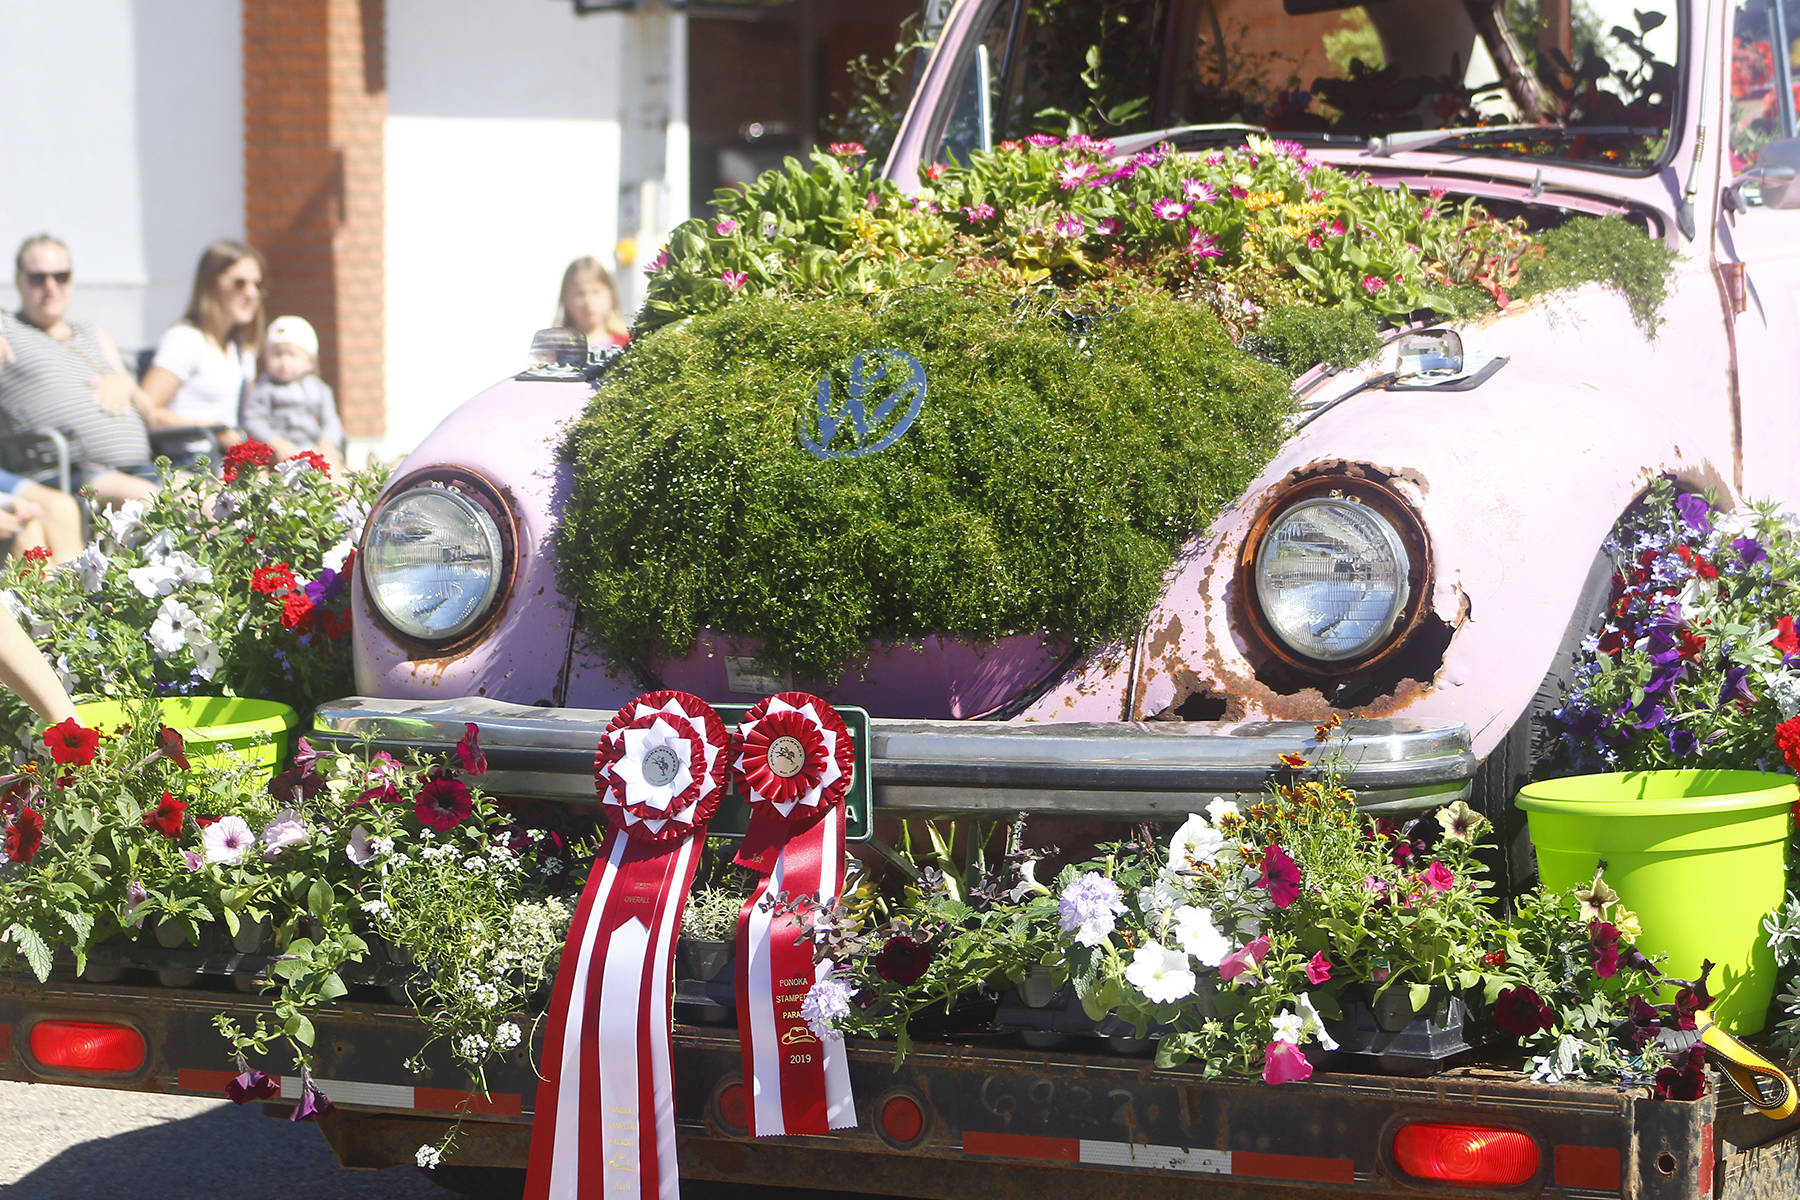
[{"x1": 673, "y1": 847, "x2": 754, "y2": 1023}]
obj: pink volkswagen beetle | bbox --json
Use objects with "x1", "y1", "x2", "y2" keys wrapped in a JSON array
[{"x1": 321, "y1": 0, "x2": 1800, "y2": 879}]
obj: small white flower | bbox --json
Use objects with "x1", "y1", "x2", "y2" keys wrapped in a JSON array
[
  {"x1": 371, "y1": 834, "x2": 395, "y2": 857},
  {"x1": 472, "y1": 983, "x2": 500, "y2": 1008},
  {"x1": 1270, "y1": 1011, "x2": 1306, "y2": 1045},
  {"x1": 494, "y1": 1021, "x2": 522, "y2": 1050},
  {"x1": 1124, "y1": 938, "x2": 1196, "y2": 1004},
  {"x1": 455, "y1": 1032, "x2": 491, "y2": 1059},
  {"x1": 1172, "y1": 905, "x2": 1232, "y2": 967},
  {"x1": 415, "y1": 1144, "x2": 442, "y2": 1170},
  {"x1": 361, "y1": 898, "x2": 391, "y2": 919}
]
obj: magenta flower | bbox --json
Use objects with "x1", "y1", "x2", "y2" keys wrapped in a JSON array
[
  {"x1": 1152, "y1": 197, "x2": 1191, "y2": 221},
  {"x1": 720, "y1": 270, "x2": 748, "y2": 291},
  {"x1": 1024, "y1": 133, "x2": 1061, "y2": 148},
  {"x1": 1219, "y1": 934, "x2": 1271, "y2": 982},
  {"x1": 1203, "y1": 150, "x2": 1226, "y2": 166},
  {"x1": 1187, "y1": 230, "x2": 1221, "y2": 259},
  {"x1": 455, "y1": 722, "x2": 487, "y2": 776},
  {"x1": 226, "y1": 1058, "x2": 281, "y2": 1104},
  {"x1": 1181, "y1": 178, "x2": 1217, "y2": 204},
  {"x1": 714, "y1": 218, "x2": 738, "y2": 236},
  {"x1": 1057, "y1": 161, "x2": 1095, "y2": 189},
  {"x1": 1262, "y1": 1040, "x2": 1314, "y2": 1085},
  {"x1": 1305, "y1": 187, "x2": 1325, "y2": 202},
  {"x1": 1055, "y1": 214, "x2": 1087, "y2": 238},
  {"x1": 1305, "y1": 951, "x2": 1332, "y2": 985},
  {"x1": 962, "y1": 202, "x2": 996, "y2": 223},
  {"x1": 644, "y1": 249, "x2": 669, "y2": 274},
  {"x1": 1590, "y1": 920, "x2": 1622, "y2": 978},
  {"x1": 1327, "y1": 219, "x2": 1347, "y2": 235},
  {"x1": 416, "y1": 776, "x2": 474, "y2": 832},
  {"x1": 289, "y1": 1068, "x2": 335, "y2": 1122},
  {"x1": 1095, "y1": 218, "x2": 1119, "y2": 236},
  {"x1": 1419, "y1": 861, "x2": 1456, "y2": 892},
  {"x1": 1305, "y1": 233, "x2": 1323, "y2": 250},
  {"x1": 1258, "y1": 845, "x2": 1302, "y2": 908},
  {"x1": 1271, "y1": 138, "x2": 1307, "y2": 160},
  {"x1": 1362, "y1": 274, "x2": 1386, "y2": 294}
]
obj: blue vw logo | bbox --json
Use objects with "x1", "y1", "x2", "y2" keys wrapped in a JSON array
[{"x1": 798, "y1": 348, "x2": 926, "y2": 460}]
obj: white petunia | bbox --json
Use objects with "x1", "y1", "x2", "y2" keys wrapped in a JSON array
[
  {"x1": 1007, "y1": 858, "x2": 1050, "y2": 902},
  {"x1": 1295, "y1": 993, "x2": 1338, "y2": 1051},
  {"x1": 74, "y1": 543, "x2": 109, "y2": 592},
  {"x1": 103, "y1": 500, "x2": 148, "y2": 545},
  {"x1": 346, "y1": 824, "x2": 377, "y2": 866},
  {"x1": 147, "y1": 597, "x2": 204, "y2": 657},
  {"x1": 1270, "y1": 1010, "x2": 1306, "y2": 1045},
  {"x1": 190, "y1": 637, "x2": 223, "y2": 680},
  {"x1": 1168, "y1": 813, "x2": 1225, "y2": 869},
  {"x1": 260, "y1": 809, "x2": 309, "y2": 858},
  {"x1": 322, "y1": 540, "x2": 355, "y2": 573},
  {"x1": 1137, "y1": 871, "x2": 1184, "y2": 920},
  {"x1": 127, "y1": 550, "x2": 212, "y2": 597},
  {"x1": 1171, "y1": 905, "x2": 1232, "y2": 967},
  {"x1": 1124, "y1": 938, "x2": 1196, "y2": 1004}
]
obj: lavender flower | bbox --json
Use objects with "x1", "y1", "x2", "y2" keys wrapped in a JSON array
[
  {"x1": 1058, "y1": 871, "x2": 1126, "y2": 946},
  {"x1": 202, "y1": 816, "x2": 255, "y2": 864},
  {"x1": 801, "y1": 967, "x2": 854, "y2": 1041}
]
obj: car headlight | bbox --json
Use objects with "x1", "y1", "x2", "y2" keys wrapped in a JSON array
[
  {"x1": 363, "y1": 482, "x2": 508, "y2": 642},
  {"x1": 1248, "y1": 481, "x2": 1424, "y2": 666}
]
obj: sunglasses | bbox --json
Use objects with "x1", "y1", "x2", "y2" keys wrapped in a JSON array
[
  {"x1": 224, "y1": 276, "x2": 262, "y2": 291},
  {"x1": 24, "y1": 270, "x2": 71, "y2": 287}
]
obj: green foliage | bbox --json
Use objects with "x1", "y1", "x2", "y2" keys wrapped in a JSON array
[
  {"x1": 558, "y1": 285, "x2": 1292, "y2": 680},
  {"x1": 1242, "y1": 304, "x2": 1384, "y2": 376},
  {"x1": 1515, "y1": 215, "x2": 1674, "y2": 333}
]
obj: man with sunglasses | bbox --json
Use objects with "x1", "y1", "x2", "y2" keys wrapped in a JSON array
[{"x1": 0, "y1": 234, "x2": 159, "y2": 505}]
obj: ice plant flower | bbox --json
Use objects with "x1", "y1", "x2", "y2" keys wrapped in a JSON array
[
  {"x1": 1172, "y1": 905, "x2": 1232, "y2": 966},
  {"x1": 1124, "y1": 938, "x2": 1197, "y2": 1004},
  {"x1": 143, "y1": 791, "x2": 186, "y2": 838},
  {"x1": 1058, "y1": 871, "x2": 1128, "y2": 947},
  {"x1": 1262, "y1": 1040, "x2": 1313, "y2": 1085},
  {"x1": 1024, "y1": 133, "x2": 1061, "y2": 148},
  {"x1": 962, "y1": 202, "x2": 995, "y2": 223},
  {"x1": 202, "y1": 815, "x2": 256, "y2": 864},
  {"x1": 714, "y1": 218, "x2": 738, "y2": 235},
  {"x1": 42, "y1": 717, "x2": 99, "y2": 766},
  {"x1": 1152, "y1": 197, "x2": 1190, "y2": 220},
  {"x1": 1187, "y1": 230, "x2": 1221, "y2": 258},
  {"x1": 801, "y1": 964, "x2": 854, "y2": 1041},
  {"x1": 1054, "y1": 213, "x2": 1087, "y2": 238},
  {"x1": 416, "y1": 775, "x2": 474, "y2": 832},
  {"x1": 1219, "y1": 934, "x2": 1271, "y2": 982},
  {"x1": 1181, "y1": 178, "x2": 1216, "y2": 203},
  {"x1": 827, "y1": 142, "x2": 865, "y2": 158},
  {"x1": 1361, "y1": 274, "x2": 1386, "y2": 294},
  {"x1": 720, "y1": 270, "x2": 748, "y2": 291},
  {"x1": 1056, "y1": 161, "x2": 1095, "y2": 189}
]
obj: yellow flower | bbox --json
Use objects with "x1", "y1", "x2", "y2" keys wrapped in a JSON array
[{"x1": 1245, "y1": 190, "x2": 1285, "y2": 212}]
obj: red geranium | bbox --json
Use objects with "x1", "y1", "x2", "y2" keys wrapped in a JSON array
[
  {"x1": 42, "y1": 718, "x2": 99, "y2": 767},
  {"x1": 251, "y1": 563, "x2": 298, "y2": 595},
  {"x1": 143, "y1": 791, "x2": 187, "y2": 838},
  {"x1": 415, "y1": 776, "x2": 473, "y2": 832},
  {"x1": 280, "y1": 592, "x2": 316, "y2": 632},
  {"x1": 1775, "y1": 716, "x2": 1800, "y2": 773},
  {"x1": 5, "y1": 807, "x2": 44, "y2": 863},
  {"x1": 287, "y1": 450, "x2": 331, "y2": 476}
]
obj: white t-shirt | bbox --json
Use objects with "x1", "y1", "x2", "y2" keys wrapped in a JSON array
[{"x1": 151, "y1": 322, "x2": 254, "y2": 428}]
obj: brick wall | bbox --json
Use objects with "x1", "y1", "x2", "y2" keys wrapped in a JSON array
[{"x1": 243, "y1": 0, "x2": 387, "y2": 439}]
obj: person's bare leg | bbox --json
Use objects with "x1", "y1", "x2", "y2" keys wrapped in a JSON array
[
  {"x1": 0, "y1": 604, "x2": 76, "y2": 724},
  {"x1": 86, "y1": 469, "x2": 158, "y2": 506},
  {"x1": 17, "y1": 482, "x2": 83, "y2": 563}
]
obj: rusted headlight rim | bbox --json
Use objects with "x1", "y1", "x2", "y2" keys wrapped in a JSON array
[
  {"x1": 358, "y1": 466, "x2": 520, "y2": 657},
  {"x1": 1234, "y1": 473, "x2": 1433, "y2": 677}
]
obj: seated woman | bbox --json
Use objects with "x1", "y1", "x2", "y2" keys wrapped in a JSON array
[
  {"x1": 139, "y1": 240, "x2": 266, "y2": 450},
  {"x1": 0, "y1": 467, "x2": 82, "y2": 566},
  {"x1": 555, "y1": 256, "x2": 631, "y2": 352}
]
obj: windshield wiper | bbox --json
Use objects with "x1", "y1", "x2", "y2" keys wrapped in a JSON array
[{"x1": 1366, "y1": 123, "x2": 1664, "y2": 157}]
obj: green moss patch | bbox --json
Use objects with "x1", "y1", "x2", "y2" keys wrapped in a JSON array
[{"x1": 557, "y1": 286, "x2": 1293, "y2": 679}]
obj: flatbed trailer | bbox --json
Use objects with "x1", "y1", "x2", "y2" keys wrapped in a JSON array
[{"x1": 5, "y1": 971, "x2": 1798, "y2": 1198}]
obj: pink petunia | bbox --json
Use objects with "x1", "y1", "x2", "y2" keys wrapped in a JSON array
[
  {"x1": 1306, "y1": 951, "x2": 1333, "y2": 985},
  {"x1": 1263, "y1": 1040, "x2": 1314, "y2": 1085},
  {"x1": 1259, "y1": 844, "x2": 1302, "y2": 908},
  {"x1": 1219, "y1": 934, "x2": 1271, "y2": 982},
  {"x1": 1420, "y1": 861, "x2": 1455, "y2": 892}
]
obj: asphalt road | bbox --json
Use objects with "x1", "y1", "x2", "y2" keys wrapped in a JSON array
[
  {"x1": 0, "y1": 1080, "x2": 460, "y2": 1199},
  {"x1": 0, "y1": 1080, "x2": 892, "y2": 1200}
]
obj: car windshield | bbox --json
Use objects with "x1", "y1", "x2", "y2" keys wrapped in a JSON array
[{"x1": 939, "y1": 0, "x2": 1681, "y2": 171}]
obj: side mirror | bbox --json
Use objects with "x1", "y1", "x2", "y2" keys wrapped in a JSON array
[{"x1": 1739, "y1": 140, "x2": 1800, "y2": 209}]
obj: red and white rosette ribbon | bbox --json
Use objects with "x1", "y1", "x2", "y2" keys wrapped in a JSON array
[
  {"x1": 731, "y1": 692, "x2": 858, "y2": 1137},
  {"x1": 526, "y1": 690, "x2": 730, "y2": 1200}
]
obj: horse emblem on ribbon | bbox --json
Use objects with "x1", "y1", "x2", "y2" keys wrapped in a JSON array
[{"x1": 799, "y1": 348, "x2": 927, "y2": 460}]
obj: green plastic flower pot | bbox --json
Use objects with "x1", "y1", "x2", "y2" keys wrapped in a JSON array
[
  {"x1": 75, "y1": 697, "x2": 298, "y2": 786},
  {"x1": 1515, "y1": 770, "x2": 1794, "y2": 1034}
]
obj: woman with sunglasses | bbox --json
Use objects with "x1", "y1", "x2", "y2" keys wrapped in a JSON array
[{"x1": 139, "y1": 240, "x2": 267, "y2": 448}]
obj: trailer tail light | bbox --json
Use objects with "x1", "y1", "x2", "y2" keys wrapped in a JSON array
[
  {"x1": 874, "y1": 1089, "x2": 930, "y2": 1150},
  {"x1": 28, "y1": 1020, "x2": 147, "y2": 1075},
  {"x1": 1393, "y1": 1122, "x2": 1539, "y2": 1186}
]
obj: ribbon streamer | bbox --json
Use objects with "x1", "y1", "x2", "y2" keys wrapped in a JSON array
[
  {"x1": 732, "y1": 692, "x2": 858, "y2": 1137},
  {"x1": 526, "y1": 691, "x2": 730, "y2": 1200}
]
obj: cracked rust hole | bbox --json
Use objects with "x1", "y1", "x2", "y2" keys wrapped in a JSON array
[
  {"x1": 1173, "y1": 690, "x2": 1230, "y2": 721},
  {"x1": 1248, "y1": 612, "x2": 1453, "y2": 708}
]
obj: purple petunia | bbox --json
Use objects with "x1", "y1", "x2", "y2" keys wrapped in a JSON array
[
  {"x1": 1058, "y1": 871, "x2": 1127, "y2": 947},
  {"x1": 1734, "y1": 535, "x2": 1767, "y2": 566},
  {"x1": 1718, "y1": 664, "x2": 1755, "y2": 709},
  {"x1": 1675, "y1": 492, "x2": 1712, "y2": 536}
]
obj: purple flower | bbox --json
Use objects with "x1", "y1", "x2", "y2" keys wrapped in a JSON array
[
  {"x1": 1270, "y1": 138, "x2": 1308, "y2": 160},
  {"x1": 226, "y1": 1058, "x2": 281, "y2": 1104},
  {"x1": 302, "y1": 568, "x2": 342, "y2": 606},
  {"x1": 1058, "y1": 871, "x2": 1127, "y2": 947},
  {"x1": 1668, "y1": 727, "x2": 1699, "y2": 757},
  {"x1": 962, "y1": 202, "x2": 996, "y2": 223},
  {"x1": 1629, "y1": 699, "x2": 1666, "y2": 731},
  {"x1": 1717, "y1": 665, "x2": 1755, "y2": 709},
  {"x1": 182, "y1": 849, "x2": 205, "y2": 872},
  {"x1": 290, "y1": 1068, "x2": 335, "y2": 1122},
  {"x1": 800, "y1": 967, "x2": 854, "y2": 1041},
  {"x1": 1735, "y1": 536, "x2": 1767, "y2": 566},
  {"x1": 1676, "y1": 492, "x2": 1712, "y2": 536}
]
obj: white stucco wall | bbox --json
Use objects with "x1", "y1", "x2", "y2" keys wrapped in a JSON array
[
  {"x1": 0, "y1": 0, "x2": 243, "y2": 356},
  {"x1": 381, "y1": 1, "x2": 689, "y2": 460}
]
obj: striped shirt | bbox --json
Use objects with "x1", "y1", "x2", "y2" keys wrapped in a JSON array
[{"x1": 0, "y1": 310, "x2": 153, "y2": 470}]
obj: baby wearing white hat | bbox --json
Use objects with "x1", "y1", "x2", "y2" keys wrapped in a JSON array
[{"x1": 241, "y1": 315, "x2": 346, "y2": 469}]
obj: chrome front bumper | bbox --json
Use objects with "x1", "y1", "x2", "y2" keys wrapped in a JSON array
[{"x1": 311, "y1": 696, "x2": 1475, "y2": 819}]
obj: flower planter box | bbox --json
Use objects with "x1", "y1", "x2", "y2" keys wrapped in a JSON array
[
  {"x1": 1315, "y1": 986, "x2": 1488, "y2": 1077},
  {"x1": 54, "y1": 922, "x2": 416, "y2": 993},
  {"x1": 990, "y1": 968, "x2": 1164, "y2": 1055}
]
